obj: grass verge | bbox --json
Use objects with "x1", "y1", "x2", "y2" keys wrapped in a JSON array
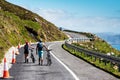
[{"x1": 62, "y1": 44, "x2": 120, "y2": 78}]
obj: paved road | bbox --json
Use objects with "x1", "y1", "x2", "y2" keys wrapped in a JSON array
[
  {"x1": 60, "y1": 31, "x2": 119, "y2": 80},
  {"x1": 0, "y1": 43, "x2": 74, "y2": 80},
  {"x1": 50, "y1": 41, "x2": 119, "y2": 80},
  {"x1": 64, "y1": 31, "x2": 88, "y2": 39},
  {"x1": 0, "y1": 41, "x2": 119, "y2": 80}
]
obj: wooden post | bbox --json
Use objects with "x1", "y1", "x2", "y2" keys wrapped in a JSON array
[
  {"x1": 91, "y1": 55, "x2": 92, "y2": 60},
  {"x1": 99, "y1": 58, "x2": 101, "y2": 63},
  {"x1": 118, "y1": 64, "x2": 120, "y2": 72},
  {"x1": 104, "y1": 60, "x2": 107, "y2": 66},
  {"x1": 110, "y1": 61, "x2": 113, "y2": 68},
  {"x1": 94, "y1": 57, "x2": 96, "y2": 62}
]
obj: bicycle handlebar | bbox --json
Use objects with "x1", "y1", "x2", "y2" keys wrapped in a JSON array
[{"x1": 47, "y1": 49, "x2": 52, "y2": 52}]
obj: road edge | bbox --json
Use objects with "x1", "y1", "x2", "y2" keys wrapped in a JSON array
[{"x1": 48, "y1": 42, "x2": 79, "y2": 80}]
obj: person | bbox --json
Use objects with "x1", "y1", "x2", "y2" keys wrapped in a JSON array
[
  {"x1": 36, "y1": 39, "x2": 48, "y2": 65},
  {"x1": 24, "y1": 41, "x2": 29, "y2": 63}
]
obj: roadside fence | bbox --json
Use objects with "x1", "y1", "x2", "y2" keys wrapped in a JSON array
[{"x1": 65, "y1": 40, "x2": 120, "y2": 72}]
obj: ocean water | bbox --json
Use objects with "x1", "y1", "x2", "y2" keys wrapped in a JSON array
[
  {"x1": 96, "y1": 33, "x2": 120, "y2": 51},
  {"x1": 111, "y1": 44, "x2": 120, "y2": 51}
]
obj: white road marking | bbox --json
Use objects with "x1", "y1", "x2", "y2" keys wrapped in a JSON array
[{"x1": 48, "y1": 43, "x2": 79, "y2": 80}]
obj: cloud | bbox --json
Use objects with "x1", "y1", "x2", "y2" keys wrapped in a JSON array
[
  {"x1": 33, "y1": 8, "x2": 120, "y2": 34},
  {"x1": 33, "y1": 8, "x2": 70, "y2": 21}
]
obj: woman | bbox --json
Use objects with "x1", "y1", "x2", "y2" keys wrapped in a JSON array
[{"x1": 24, "y1": 42, "x2": 29, "y2": 63}]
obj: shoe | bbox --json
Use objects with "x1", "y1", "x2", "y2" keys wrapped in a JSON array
[
  {"x1": 26, "y1": 59, "x2": 28, "y2": 63},
  {"x1": 39, "y1": 63, "x2": 40, "y2": 65}
]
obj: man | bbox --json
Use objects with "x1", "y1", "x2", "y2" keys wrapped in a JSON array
[{"x1": 36, "y1": 39, "x2": 48, "y2": 65}]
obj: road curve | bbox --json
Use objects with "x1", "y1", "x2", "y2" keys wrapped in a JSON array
[{"x1": 49, "y1": 41, "x2": 119, "y2": 80}]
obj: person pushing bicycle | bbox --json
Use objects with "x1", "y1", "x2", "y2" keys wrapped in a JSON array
[{"x1": 36, "y1": 39, "x2": 48, "y2": 65}]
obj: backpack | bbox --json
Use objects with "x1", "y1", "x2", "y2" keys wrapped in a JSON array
[
  {"x1": 37, "y1": 42, "x2": 43, "y2": 51},
  {"x1": 24, "y1": 44, "x2": 28, "y2": 51}
]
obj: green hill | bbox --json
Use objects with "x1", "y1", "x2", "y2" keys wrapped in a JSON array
[{"x1": 0, "y1": 0, "x2": 68, "y2": 62}]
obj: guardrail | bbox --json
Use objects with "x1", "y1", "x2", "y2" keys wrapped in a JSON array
[
  {"x1": 67, "y1": 38, "x2": 92, "y2": 43},
  {"x1": 65, "y1": 41, "x2": 120, "y2": 71}
]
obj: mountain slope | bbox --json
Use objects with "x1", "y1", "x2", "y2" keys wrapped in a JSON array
[
  {"x1": 0, "y1": 0, "x2": 68, "y2": 41},
  {"x1": 0, "y1": 0, "x2": 68, "y2": 62}
]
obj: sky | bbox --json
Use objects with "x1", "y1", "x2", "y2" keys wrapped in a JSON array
[{"x1": 6, "y1": 0, "x2": 120, "y2": 34}]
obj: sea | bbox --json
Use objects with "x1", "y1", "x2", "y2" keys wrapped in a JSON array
[
  {"x1": 96, "y1": 33, "x2": 120, "y2": 51},
  {"x1": 111, "y1": 44, "x2": 120, "y2": 51}
]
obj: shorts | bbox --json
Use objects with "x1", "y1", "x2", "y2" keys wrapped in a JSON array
[
  {"x1": 38, "y1": 50, "x2": 44, "y2": 59},
  {"x1": 24, "y1": 50, "x2": 29, "y2": 54}
]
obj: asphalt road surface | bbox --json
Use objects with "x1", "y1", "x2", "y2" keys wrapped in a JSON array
[
  {"x1": 64, "y1": 31, "x2": 89, "y2": 39},
  {"x1": 0, "y1": 43, "x2": 75, "y2": 80},
  {"x1": 50, "y1": 41, "x2": 119, "y2": 80}
]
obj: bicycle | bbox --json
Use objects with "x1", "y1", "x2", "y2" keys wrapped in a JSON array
[
  {"x1": 29, "y1": 48, "x2": 35, "y2": 63},
  {"x1": 46, "y1": 49, "x2": 52, "y2": 66}
]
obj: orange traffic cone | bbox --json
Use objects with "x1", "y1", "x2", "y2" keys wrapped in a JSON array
[
  {"x1": 3, "y1": 58, "x2": 10, "y2": 78},
  {"x1": 12, "y1": 50, "x2": 16, "y2": 64}
]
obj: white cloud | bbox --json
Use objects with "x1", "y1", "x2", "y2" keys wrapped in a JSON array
[
  {"x1": 33, "y1": 8, "x2": 69, "y2": 21},
  {"x1": 33, "y1": 8, "x2": 120, "y2": 34}
]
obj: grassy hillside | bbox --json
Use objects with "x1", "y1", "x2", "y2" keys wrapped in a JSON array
[
  {"x1": 0, "y1": 0, "x2": 68, "y2": 62},
  {"x1": 0, "y1": 0, "x2": 68, "y2": 41}
]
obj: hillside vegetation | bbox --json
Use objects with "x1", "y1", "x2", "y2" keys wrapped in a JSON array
[
  {"x1": 72, "y1": 33, "x2": 120, "y2": 56},
  {"x1": 0, "y1": 0, "x2": 68, "y2": 62}
]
